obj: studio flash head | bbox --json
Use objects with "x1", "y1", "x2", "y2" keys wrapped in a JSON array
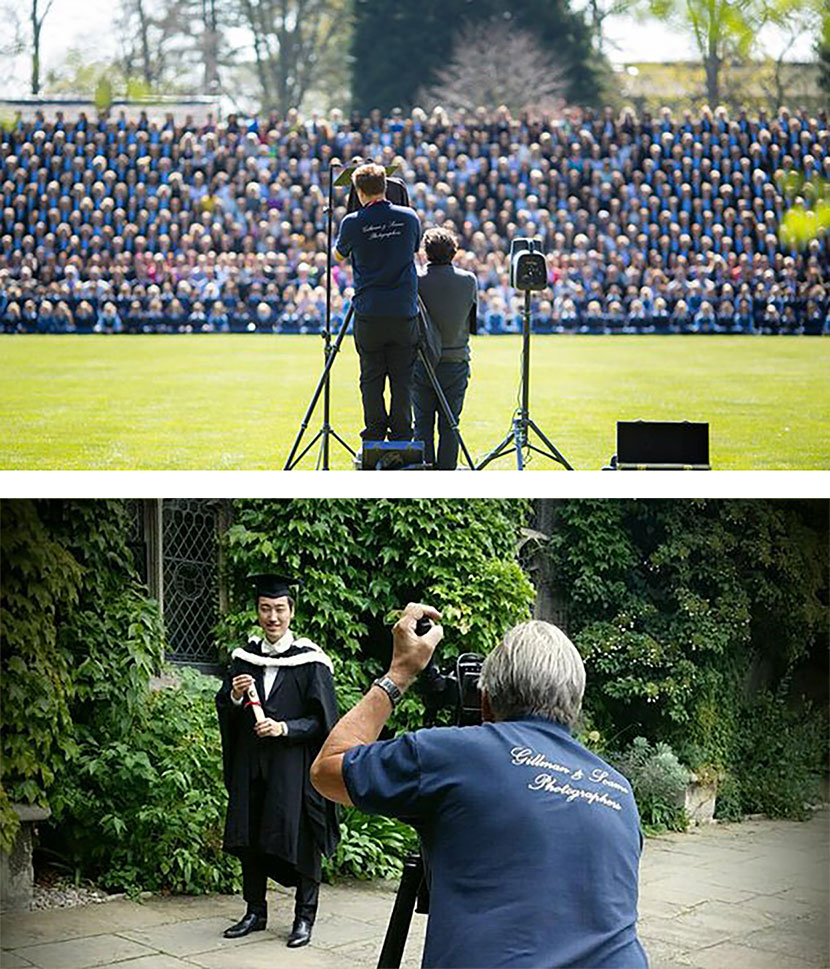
[{"x1": 510, "y1": 237, "x2": 548, "y2": 291}]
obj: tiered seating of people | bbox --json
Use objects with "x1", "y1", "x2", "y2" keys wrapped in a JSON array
[{"x1": 1, "y1": 104, "x2": 827, "y2": 334}]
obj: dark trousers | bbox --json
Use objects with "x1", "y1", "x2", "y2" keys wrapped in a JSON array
[
  {"x1": 413, "y1": 360, "x2": 470, "y2": 470},
  {"x1": 242, "y1": 854, "x2": 319, "y2": 922},
  {"x1": 354, "y1": 313, "x2": 418, "y2": 441},
  {"x1": 242, "y1": 778, "x2": 319, "y2": 923}
]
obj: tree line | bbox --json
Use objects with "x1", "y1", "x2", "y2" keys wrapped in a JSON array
[{"x1": 2, "y1": 0, "x2": 826, "y2": 115}]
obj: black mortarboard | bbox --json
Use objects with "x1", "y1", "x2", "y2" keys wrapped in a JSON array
[{"x1": 249, "y1": 573, "x2": 300, "y2": 601}]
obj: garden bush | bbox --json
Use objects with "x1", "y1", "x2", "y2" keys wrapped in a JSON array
[
  {"x1": 47, "y1": 667, "x2": 240, "y2": 895},
  {"x1": 724, "y1": 690, "x2": 827, "y2": 820},
  {"x1": 323, "y1": 809, "x2": 419, "y2": 881},
  {"x1": 546, "y1": 499, "x2": 828, "y2": 820},
  {"x1": 613, "y1": 737, "x2": 690, "y2": 834}
]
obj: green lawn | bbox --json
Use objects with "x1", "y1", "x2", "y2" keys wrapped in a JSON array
[{"x1": 1, "y1": 334, "x2": 828, "y2": 470}]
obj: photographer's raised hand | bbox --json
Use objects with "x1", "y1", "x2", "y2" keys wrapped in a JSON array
[
  {"x1": 390, "y1": 602, "x2": 444, "y2": 690},
  {"x1": 310, "y1": 603, "x2": 443, "y2": 805}
]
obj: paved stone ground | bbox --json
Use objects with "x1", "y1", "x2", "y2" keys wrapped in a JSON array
[{"x1": 1, "y1": 809, "x2": 827, "y2": 969}]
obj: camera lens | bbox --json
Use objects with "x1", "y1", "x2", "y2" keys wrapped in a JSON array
[{"x1": 415, "y1": 616, "x2": 433, "y2": 636}]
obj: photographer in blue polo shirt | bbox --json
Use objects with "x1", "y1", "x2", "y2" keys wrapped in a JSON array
[
  {"x1": 311, "y1": 605, "x2": 649, "y2": 969},
  {"x1": 335, "y1": 163, "x2": 421, "y2": 442}
]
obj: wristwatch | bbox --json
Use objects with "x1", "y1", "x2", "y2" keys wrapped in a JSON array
[{"x1": 372, "y1": 675, "x2": 403, "y2": 708}]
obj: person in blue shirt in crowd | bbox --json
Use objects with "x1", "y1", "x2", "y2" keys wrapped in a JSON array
[
  {"x1": 334, "y1": 162, "x2": 421, "y2": 442},
  {"x1": 311, "y1": 603, "x2": 649, "y2": 969},
  {"x1": 95, "y1": 301, "x2": 122, "y2": 333}
]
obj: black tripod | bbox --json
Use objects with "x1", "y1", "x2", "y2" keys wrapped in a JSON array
[
  {"x1": 284, "y1": 303, "x2": 356, "y2": 470},
  {"x1": 377, "y1": 854, "x2": 429, "y2": 969},
  {"x1": 284, "y1": 161, "x2": 355, "y2": 470},
  {"x1": 285, "y1": 301, "x2": 476, "y2": 470},
  {"x1": 476, "y1": 290, "x2": 574, "y2": 470}
]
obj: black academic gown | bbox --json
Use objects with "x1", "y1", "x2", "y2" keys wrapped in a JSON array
[{"x1": 216, "y1": 634, "x2": 340, "y2": 886}]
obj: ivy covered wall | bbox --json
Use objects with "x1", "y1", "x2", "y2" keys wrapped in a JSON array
[{"x1": 539, "y1": 498, "x2": 829, "y2": 819}]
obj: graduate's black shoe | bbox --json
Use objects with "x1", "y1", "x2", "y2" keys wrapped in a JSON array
[
  {"x1": 223, "y1": 912, "x2": 267, "y2": 938},
  {"x1": 286, "y1": 917, "x2": 312, "y2": 948}
]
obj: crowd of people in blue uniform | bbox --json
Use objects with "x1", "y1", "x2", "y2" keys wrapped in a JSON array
[{"x1": 1, "y1": 102, "x2": 827, "y2": 335}]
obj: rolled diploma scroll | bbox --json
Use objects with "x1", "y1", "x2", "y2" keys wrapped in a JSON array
[{"x1": 246, "y1": 682, "x2": 266, "y2": 723}]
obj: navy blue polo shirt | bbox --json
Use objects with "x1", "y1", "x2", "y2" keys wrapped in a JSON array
[
  {"x1": 335, "y1": 199, "x2": 420, "y2": 318},
  {"x1": 343, "y1": 718, "x2": 648, "y2": 969}
]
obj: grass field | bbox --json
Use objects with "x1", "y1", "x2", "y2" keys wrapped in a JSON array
[{"x1": 1, "y1": 334, "x2": 828, "y2": 470}]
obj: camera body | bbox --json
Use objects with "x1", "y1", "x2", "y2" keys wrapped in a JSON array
[
  {"x1": 510, "y1": 237, "x2": 547, "y2": 291},
  {"x1": 415, "y1": 616, "x2": 483, "y2": 726},
  {"x1": 346, "y1": 176, "x2": 411, "y2": 214}
]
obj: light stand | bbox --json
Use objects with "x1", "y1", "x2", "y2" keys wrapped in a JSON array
[
  {"x1": 476, "y1": 284, "x2": 574, "y2": 470},
  {"x1": 284, "y1": 304, "x2": 355, "y2": 470},
  {"x1": 283, "y1": 161, "x2": 356, "y2": 470}
]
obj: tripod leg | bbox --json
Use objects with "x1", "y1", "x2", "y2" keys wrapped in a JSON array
[
  {"x1": 527, "y1": 419, "x2": 574, "y2": 470},
  {"x1": 284, "y1": 306, "x2": 354, "y2": 470},
  {"x1": 377, "y1": 856, "x2": 424, "y2": 969},
  {"x1": 477, "y1": 288, "x2": 576, "y2": 471},
  {"x1": 475, "y1": 431, "x2": 516, "y2": 470},
  {"x1": 417, "y1": 350, "x2": 475, "y2": 470},
  {"x1": 328, "y1": 426, "x2": 356, "y2": 456}
]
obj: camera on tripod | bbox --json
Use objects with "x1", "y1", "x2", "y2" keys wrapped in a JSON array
[
  {"x1": 509, "y1": 237, "x2": 547, "y2": 291},
  {"x1": 414, "y1": 617, "x2": 483, "y2": 727}
]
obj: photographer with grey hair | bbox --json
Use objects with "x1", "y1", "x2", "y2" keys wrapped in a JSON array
[{"x1": 311, "y1": 604, "x2": 648, "y2": 969}]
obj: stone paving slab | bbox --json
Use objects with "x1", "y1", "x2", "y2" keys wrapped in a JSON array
[
  {"x1": 10, "y1": 934, "x2": 157, "y2": 969},
  {"x1": 686, "y1": 941, "x2": 821, "y2": 969},
  {"x1": 186, "y1": 937, "x2": 348, "y2": 969},
  {"x1": 1, "y1": 808, "x2": 826, "y2": 969},
  {"x1": 328, "y1": 926, "x2": 428, "y2": 969},
  {"x1": 745, "y1": 915, "x2": 830, "y2": 966},
  {"x1": 0, "y1": 953, "x2": 36, "y2": 969},
  {"x1": 89, "y1": 956, "x2": 199, "y2": 969},
  {"x1": 0, "y1": 902, "x2": 182, "y2": 950},
  {"x1": 131, "y1": 896, "x2": 241, "y2": 922},
  {"x1": 737, "y1": 889, "x2": 817, "y2": 920},
  {"x1": 641, "y1": 939, "x2": 694, "y2": 969},
  {"x1": 117, "y1": 916, "x2": 258, "y2": 958},
  {"x1": 304, "y1": 912, "x2": 385, "y2": 950}
]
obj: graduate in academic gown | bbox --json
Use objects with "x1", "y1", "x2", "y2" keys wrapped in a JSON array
[{"x1": 216, "y1": 573, "x2": 339, "y2": 948}]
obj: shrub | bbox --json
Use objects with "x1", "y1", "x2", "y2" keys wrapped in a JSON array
[
  {"x1": 0, "y1": 501, "x2": 83, "y2": 850},
  {"x1": 47, "y1": 667, "x2": 240, "y2": 896},
  {"x1": 613, "y1": 737, "x2": 690, "y2": 834},
  {"x1": 323, "y1": 809, "x2": 419, "y2": 881},
  {"x1": 725, "y1": 690, "x2": 827, "y2": 820}
]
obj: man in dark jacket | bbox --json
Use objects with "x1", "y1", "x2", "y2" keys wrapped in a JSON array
[
  {"x1": 216, "y1": 574, "x2": 339, "y2": 949},
  {"x1": 414, "y1": 228, "x2": 478, "y2": 469},
  {"x1": 334, "y1": 162, "x2": 421, "y2": 442}
]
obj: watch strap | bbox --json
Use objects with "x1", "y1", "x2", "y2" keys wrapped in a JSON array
[{"x1": 372, "y1": 675, "x2": 402, "y2": 707}]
